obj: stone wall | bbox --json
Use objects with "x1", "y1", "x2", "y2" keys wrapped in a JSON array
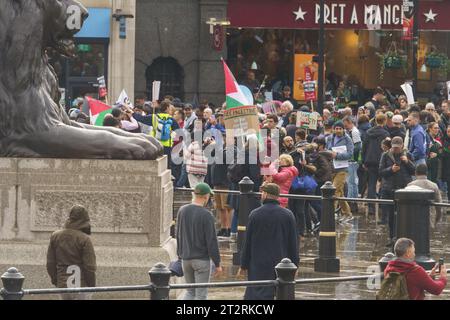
[{"x1": 0, "y1": 157, "x2": 173, "y2": 247}]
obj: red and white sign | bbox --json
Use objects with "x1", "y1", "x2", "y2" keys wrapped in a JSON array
[{"x1": 303, "y1": 81, "x2": 317, "y2": 101}]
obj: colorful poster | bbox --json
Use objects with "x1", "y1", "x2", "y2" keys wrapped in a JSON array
[
  {"x1": 296, "y1": 111, "x2": 319, "y2": 130},
  {"x1": 293, "y1": 54, "x2": 319, "y2": 101}
]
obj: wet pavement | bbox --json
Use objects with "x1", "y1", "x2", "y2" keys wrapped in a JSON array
[{"x1": 207, "y1": 210, "x2": 450, "y2": 300}]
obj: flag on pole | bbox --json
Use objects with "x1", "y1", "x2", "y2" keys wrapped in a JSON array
[
  {"x1": 87, "y1": 96, "x2": 112, "y2": 126},
  {"x1": 116, "y1": 89, "x2": 133, "y2": 108},
  {"x1": 222, "y1": 59, "x2": 250, "y2": 109}
]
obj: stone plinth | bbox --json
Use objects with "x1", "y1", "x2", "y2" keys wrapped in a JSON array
[
  {"x1": 0, "y1": 157, "x2": 173, "y2": 247},
  {"x1": 0, "y1": 157, "x2": 178, "y2": 299}
]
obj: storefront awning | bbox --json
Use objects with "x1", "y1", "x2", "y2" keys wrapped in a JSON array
[{"x1": 228, "y1": 0, "x2": 450, "y2": 31}]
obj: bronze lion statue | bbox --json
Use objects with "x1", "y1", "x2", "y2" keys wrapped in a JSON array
[{"x1": 0, "y1": 0, "x2": 163, "y2": 160}]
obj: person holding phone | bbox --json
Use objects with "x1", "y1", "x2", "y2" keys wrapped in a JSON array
[{"x1": 379, "y1": 137, "x2": 416, "y2": 247}]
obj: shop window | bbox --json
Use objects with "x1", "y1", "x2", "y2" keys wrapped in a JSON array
[
  {"x1": 68, "y1": 43, "x2": 107, "y2": 77},
  {"x1": 146, "y1": 57, "x2": 184, "y2": 100},
  {"x1": 227, "y1": 27, "x2": 450, "y2": 105}
]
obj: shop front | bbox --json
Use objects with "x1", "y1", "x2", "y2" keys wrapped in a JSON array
[
  {"x1": 227, "y1": 0, "x2": 450, "y2": 106},
  {"x1": 51, "y1": 7, "x2": 111, "y2": 110}
]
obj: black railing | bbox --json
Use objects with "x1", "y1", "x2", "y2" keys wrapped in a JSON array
[
  {"x1": 3, "y1": 259, "x2": 448, "y2": 300},
  {"x1": 0, "y1": 258, "x2": 380, "y2": 300}
]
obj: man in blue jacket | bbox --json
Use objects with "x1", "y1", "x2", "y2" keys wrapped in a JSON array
[
  {"x1": 326, "y1": 121, "x2": 354, "y2": 222},
  {"x1": 407, "y1": 112, "x2": 427, "y2": 166}
]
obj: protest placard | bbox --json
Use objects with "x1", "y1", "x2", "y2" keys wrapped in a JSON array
[
  {"x1": 296, "y1": 111, "x2": 318, "y2": 130},
  {"x1": 152, "y1": 81, "x2": 161, "y2": 102}
]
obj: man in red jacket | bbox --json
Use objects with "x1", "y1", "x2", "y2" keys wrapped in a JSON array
[{"x1": 384, "y1": 238, "x2": 447, "y2": 300}]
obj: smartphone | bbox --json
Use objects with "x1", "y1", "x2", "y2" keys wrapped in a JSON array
[{"x1": 439, "y1": 258, "x2": 444, "y2": 273}]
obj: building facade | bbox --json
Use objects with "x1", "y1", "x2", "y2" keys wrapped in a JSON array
[{"x1": 58, "y1": 0, "x2": 449, "y2": 108}]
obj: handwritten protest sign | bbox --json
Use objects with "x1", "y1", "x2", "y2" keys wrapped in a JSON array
[
  {"x1": 224, "y1": 106, "x2": 260, "y2": 137},
  {"x1": 296, "y1": 111, "x2": 318, "y2": 130}
]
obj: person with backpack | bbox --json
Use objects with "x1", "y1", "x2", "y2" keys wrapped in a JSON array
[
  {"x1": 379, "y1": 238, "x2": 447, "y2": 300},
  {"x1": 133, "y1": 100, "x2": 179, "y2": 167}
]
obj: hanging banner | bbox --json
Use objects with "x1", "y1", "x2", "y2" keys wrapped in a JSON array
[
  {"x1": 294, "y1": 54, "x2": 319, "y2": 101},
  {"x1": 212, "y1": 25, "x2": 224, "y2": 51},
  {"x1": 401, "y1": 0, "x2": 414, "y2": 40}
]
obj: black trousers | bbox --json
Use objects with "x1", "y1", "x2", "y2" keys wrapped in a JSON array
[
  {"x1": 288, "y1": 198, "x2": 306, "y2": 237},
  {"x1": 380, "y1": 189, "x2": 396, "y2": 240}
]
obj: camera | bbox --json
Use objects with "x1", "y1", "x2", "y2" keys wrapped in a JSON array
[{"x1": 439, "y1": 258, "x2": 444, "y2": 273}]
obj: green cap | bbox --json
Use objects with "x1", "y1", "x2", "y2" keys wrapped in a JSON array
[
  {"x1": 261, "y1": 183, "x2": 280, "y2": 197},
  {"x1": 194, "y1": 183, "x2": 214, "y2": 196}
]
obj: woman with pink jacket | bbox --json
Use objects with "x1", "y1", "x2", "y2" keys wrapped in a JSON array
[{"x1": 266, "y1": 154, "x2": 299, "y2": 208}]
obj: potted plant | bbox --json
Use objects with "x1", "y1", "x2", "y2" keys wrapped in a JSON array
[
  {"x1": 425, "y1": 46, "x2": 450, "y2": 75},
  {"x1": 376, "y1": 42, "x2": 407, "y2": 79}
]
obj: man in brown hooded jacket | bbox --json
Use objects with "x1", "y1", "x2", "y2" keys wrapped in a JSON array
[{"x1": 46, "y1": 205, "x2": 96, "y2": 296}]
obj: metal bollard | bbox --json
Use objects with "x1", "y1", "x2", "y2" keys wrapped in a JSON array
[
  {"x1": 149, "y1": 263, "x2": 172, "y2": 300},
  {"x1": 394, "y1": 185, "x2": 435, "y2": 270},
  {"x1": 275, "y1": 258, "x2": 297, "y2": 300},
  {"x1": 233, "y1": 177, "x2": 255, "y2": 266},
  {"x1": 1, "y1": 268, "x2": 24, "y2": 300},
  {"x1": 314, "y1": 182, "x2": 340, "y2": 273},
  {"x1": 378, "y1": 252, "x2": 395, "y2": 273}
]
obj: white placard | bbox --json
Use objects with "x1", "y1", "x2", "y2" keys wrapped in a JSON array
[
  {"x1": 400, "y1": 83, "x2": 415, "y2": 105},
  {"x1": 152, "y1": 81, "x2": 161, "y2": 102},
  {"x1": 447, "y1": 81, "x2": 450, "y2": 101},
  {"x1": 332, "y1": 146, "x2": 349, "y2": 169}
]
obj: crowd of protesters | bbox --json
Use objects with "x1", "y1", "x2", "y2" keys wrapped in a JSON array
[{"x1": 68, "y1": 88, "x2": 449, "y2": 245}]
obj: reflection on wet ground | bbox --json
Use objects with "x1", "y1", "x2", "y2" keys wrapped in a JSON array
[{"x1": 208, "y1": 213, "x2": 450, "y2": 300}]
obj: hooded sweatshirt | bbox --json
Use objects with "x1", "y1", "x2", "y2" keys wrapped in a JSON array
[
  {"x1": 384, "y1": 258, "x2": 447, "y2": 300},
  {"x1": 362, "y1": 125, "x2": 390, "y2": 166},
  {"x1": 46, "y1": 206, "x2": 96, "y2": 288}
]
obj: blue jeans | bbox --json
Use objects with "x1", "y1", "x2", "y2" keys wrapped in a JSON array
[
  {"x1": 176, "y1": 164, "x2": 188, "y2": 188},
  {"x1": 346, "y1": 162, "x2": 359, "y2": 199},
  {"x1": 415, "y1": 158, "x2": 426, "y2": 166}
]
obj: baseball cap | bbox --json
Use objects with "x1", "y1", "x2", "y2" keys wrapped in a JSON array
[
  {"x1": 391, "y1": 136, "x2": 403, "y2": 148},
  {"x1": 194, "y1": 183, "x2": 214, "y2": 196},
  {"x1": 261, "y1": 183, "x2": 280, "y2": 197},
  {"x1": 392, "y1": 115, "x2": 403, "y2": 124}
]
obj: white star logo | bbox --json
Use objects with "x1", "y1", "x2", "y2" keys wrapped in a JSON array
[
  {"x1": 424, "y1": 9, "x2": 437, "y2": 23},
  {"x1": 293, "y1": 6, "x2": 307, "y2": 21}
]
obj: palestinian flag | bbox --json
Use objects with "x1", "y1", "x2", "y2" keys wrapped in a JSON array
[
  {"x1": 86, "y1": 96, "x2": 112, "y2": 126},
  {"x1": 222, "y1": 59, "x2": 250, "y2": 110}
]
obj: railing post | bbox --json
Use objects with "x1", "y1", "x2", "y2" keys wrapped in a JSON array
[
  {"x1": 1, "y1": 268, "x2": 24, "y2": 300},
  {"x1": 275, "y1": 258, "x2": 297, "y2": 300},
  {"x1": 149, "y1": 263, "x2": 171, "y2": 300},
  {"x1": 393, "y1": 185, "x2": 435, "y2": 270},
  {"x1": 378, "y1": 252, "x2": 395, "y2": 273},
  {"x1": 233, "y1": 177, "x2": 255, "y2": 266},
  {"x1": 314, "y1": 182, "x2": 340, "y2": 273}
]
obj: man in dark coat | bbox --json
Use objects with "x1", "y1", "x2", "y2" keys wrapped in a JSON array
[
  {"x1": 361, "y1": 113, "x2": 390, "y2": 215},
  {"x1": 46, "y1": 205, "x2": 96, "y2": 299},
  {"x1": 240, "y1": 183, "x2": 299, "y2": 300},
  {"x1": 379, "y1": 136, "x2": 416, "y2": 246}
]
